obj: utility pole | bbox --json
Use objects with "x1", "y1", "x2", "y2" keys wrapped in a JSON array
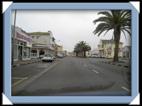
[{"x1": 12, "y1": 10, "x2": 17, "y2": 66}]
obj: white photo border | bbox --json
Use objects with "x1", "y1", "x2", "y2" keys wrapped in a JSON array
[{"x1": 3, "y1": 2, "x2": 139, "y2": 104}]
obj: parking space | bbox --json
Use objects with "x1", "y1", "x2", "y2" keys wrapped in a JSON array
[{"x1": 12, "y1": 77, "x2": 28, "y2": 87}]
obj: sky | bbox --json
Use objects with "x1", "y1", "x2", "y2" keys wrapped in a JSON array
[{"x1": 12, "y1": 10, "x2": 131, "y2": 52}]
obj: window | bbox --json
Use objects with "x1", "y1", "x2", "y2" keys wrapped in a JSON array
[
  {"x1": 23, "y1": 47, "x2": 27, "y2": 58},
  {"x1": 27, "y1": 48, "x2": 30, "y2": 58},
  {"x1": 23, "y1": 47, "x2": 31, "y2": 58},
  {"x1": 31, "y1": 50, "x2": 37, "y2": 57}
]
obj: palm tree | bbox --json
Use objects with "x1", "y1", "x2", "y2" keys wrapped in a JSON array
[
  {"x1": 74, "y1": 41, "x2": 91, "y2": 57},
  {"x1": 79, "y1": 41, "x2": 91, "y2": 57},
  {"x1": 93, "y1": 10, "x2": 131, "y2": 62},
  {"x1": 74, "y1": 44, "x2": 80, "y2": 56}
]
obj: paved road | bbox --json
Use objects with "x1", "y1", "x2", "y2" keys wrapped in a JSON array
[{"x1": 12, "y1": 56, "x2": 131, "y2": 96}]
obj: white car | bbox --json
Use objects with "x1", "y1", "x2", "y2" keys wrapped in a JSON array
[
  {"x1": 57, "y1": 54, "x2": 64, "y2": 58},
  {"x1": 91, "y1": 54, "x2": 99, "y2": 58},
  {"x1": 41, "y1": 55, "x2": 54, "y2": 62}
]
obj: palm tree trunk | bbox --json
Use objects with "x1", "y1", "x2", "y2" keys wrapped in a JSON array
[
  {"x1": 84, "y1": 51, "x2": 86, "y2": 57},
  {"x1": 113, "y1": 27, "x2": 120, "y2": 62},
  {"x1": 76, "y1": 52, "x2": 78, "y2": 56},
  {"x1": 114, "y1": 40, "x2": 119, "y2": 62}
]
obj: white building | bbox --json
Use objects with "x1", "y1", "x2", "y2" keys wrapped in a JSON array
[
  {"x1": 98, "y1": 39, "x2": 123, "y2": 58},
  {"x1": 29, "y1": 31, "x2": 56, "y2": 58},
  {"x1": 12, "y1": 26, "x2": 32, "y2": 61},
  {"x1": 86, "y1": 51, "x2": 92, "y2": 57},
  {"x1": 122, "y1": 46, "x2": 131, "y2": 59},
  {"x1": 91, "y1": 49, "x2": 100, "y2": 57}
]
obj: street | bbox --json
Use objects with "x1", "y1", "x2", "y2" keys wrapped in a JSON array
[{"x1": 12, "y1": 56, "x2": 131, "y2": 96}]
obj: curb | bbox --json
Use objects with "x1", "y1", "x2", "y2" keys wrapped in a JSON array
[
  {"x1": 100, "y1": 61, "x2": 129, "y2": 68},
  {"x1": 13, "y1": 60, "x2": 41, "y2": 68}
]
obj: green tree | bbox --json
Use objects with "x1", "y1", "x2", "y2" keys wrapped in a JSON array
[
  {"x1": 93, "y1": 10, "x2": 131, "y2": 62},
  {"x1": 74, "y1": 41, "x2": 91, "y2": 57},
  {"x1": 74, "y1": 44, "x2": 80, "y2": 56}
]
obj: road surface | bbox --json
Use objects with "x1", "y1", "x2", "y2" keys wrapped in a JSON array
[{"x1": 12, "y1": 56, "x2": 131, "y2": 96}]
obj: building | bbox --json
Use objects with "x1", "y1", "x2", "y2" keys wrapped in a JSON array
[
  {"x1": 86, "y1": 51, "x2": 91, "y2": 57},
  {"x1": 68, "y1": 52, "x2": 76, "y2": 56},
  {"x1": 122, "y1": 46, "x2": 131, "y2": 59},
  {"x1": 55, "y1": 44, "x2": 67, "y2": 56},
  {"x1": 56, "y1": 44, "x2": 63, "y2": 52},
  {"x1": 91, "y1": 49, "x2": 100, "y2": 57},
  {"x1": 98, "y1": 39, "x2": 123, "y2": 58},
  {"x1": 62, "y1": 50, "x2": 67, "y2": 56},
  {"x1": 12, "y1": 26, "x2": 32, "y2": 62},
  {"x1": 75, "y1": 50, "x2": 91, "y2": 57},
  {"x1": 29, "y1": 31, "x2": 56, "y2": 58}
]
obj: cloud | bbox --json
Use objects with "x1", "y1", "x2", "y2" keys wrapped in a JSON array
[{"x1": 12, "y1": 10, "x2": 130, "y2": 52}]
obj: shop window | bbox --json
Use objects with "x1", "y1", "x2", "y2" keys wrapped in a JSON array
[
  {"x1": 27, "y1": 48, "x2": 30, "y2": 58},
  {"x1": 31, "y1": 50, "x2": 37, "y2": 57},
  {"x1": 23, "y1": 47, "x2": 27, "y2": 58},
  {"x1": 31, "y1": 50, "x2": 37, "y2": 53}
]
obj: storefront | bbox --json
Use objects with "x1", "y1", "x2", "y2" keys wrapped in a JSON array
[
  {"x1": 31, "y1": 44, "x2": 56, "y2": 59},
  {"x1": 13, "y1": 27, "x2": 32, "y2": 61},
  {"x1": 31, "y1": 47, "x2": 46, "y2": 59},
  {"x1": 31, "y1": 47, "x2": 55, "y2": 59}
]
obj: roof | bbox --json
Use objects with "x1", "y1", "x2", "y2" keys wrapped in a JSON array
[
  {"x1": 28, "y1": 32, "x2": 50, "y2": 35},
  {"x1": 101, "y1": 39, "x2": 123, "y2": 44},
  {"x1": 11, "y1": 25, "x2": 30, "y2": 36},
  {"x1": 55, "y1": 44, "x2": 62, "y2": 47}
]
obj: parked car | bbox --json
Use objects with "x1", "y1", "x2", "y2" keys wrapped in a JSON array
[
  {"x1": 50, "y1": 55, "x2": 56, "y2": 60},
  {"x1": 91, "y1": 54, "x2": 100, "y2": 58},
  {"x1": 57, "y1": 54, "x2": 64, "y2": 58},
  {"x1": 39, "y1": 55, "x2": 44, "y2": 59},
  {"x1": 41, "y1": 54, "x2": 54, "y2": 62}
]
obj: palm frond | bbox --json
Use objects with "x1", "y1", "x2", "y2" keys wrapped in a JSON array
[
  {"x1": 123, "y1": 28, "x2": 131, "y2": 36},
  {"x1": 94, "y1": 23, "x2": 112, "y2": 36},
  {"x1": 103, "y1": 28, "x2": 112, "y2": 36},
  {"x1": 93, "y1": 10, "x2": 131, "y2": 39},
  {"x1": 93, "y1": 17, "x2": 111, "y2": 24},
  {"x1": 121, "y1": 30, "x2": 127, "y2": 40},
  {"x1": 98, "y1": 11, "x2": 112, "y2": 18}
]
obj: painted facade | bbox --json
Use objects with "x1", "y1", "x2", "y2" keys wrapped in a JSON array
[
  {"x1": 98, "y1": 39, "x2": 123, "y2": 58},
  {"x1": 12, "y1": 26, "x2": 32, "y2": 61},
  {"x1": 29, "y1": 31, "x2": 56, "y2": 58}
]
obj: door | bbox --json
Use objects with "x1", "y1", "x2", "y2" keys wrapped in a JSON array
[{"x1": 18, "y1": 46, "x2": 22, "y2": 60}]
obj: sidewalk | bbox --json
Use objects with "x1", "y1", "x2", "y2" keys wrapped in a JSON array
[
  {"x1": 100, "y1": 58, "x2": 130, "y2": 68},
  {"x1": 13, "y1": 59, "x2": 41, "y2": 67}
]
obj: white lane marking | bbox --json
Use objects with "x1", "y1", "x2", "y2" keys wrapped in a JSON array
[
  {"x1": 121, "y1": 86, "x2": 130, "y2": 92},
  {"x1": 12, "y1": 77, "x2": 28, "y2": 87},
  {"x1": 13, "y1": 77, "x2": 28, "y2": 79},
  {"x1": 92, "y1": 69, "x2": 99, "y2": 74}
]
